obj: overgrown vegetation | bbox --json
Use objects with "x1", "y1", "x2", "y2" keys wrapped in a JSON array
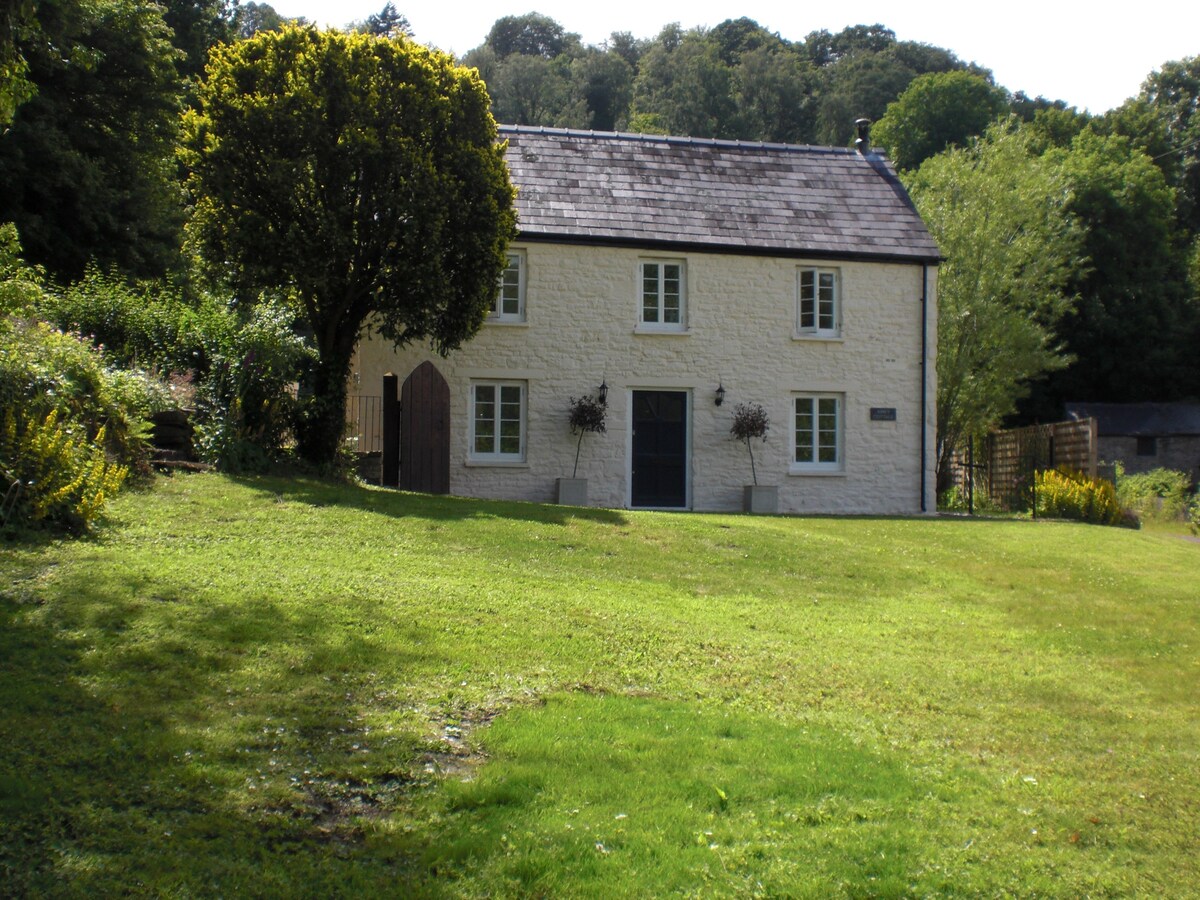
[
  {"x1": 1116, "y1": 466, "x2": 1195, "y2": 522},
  {"x1": 1, "y1": 474, "x2": 1196, "y2": 894}
]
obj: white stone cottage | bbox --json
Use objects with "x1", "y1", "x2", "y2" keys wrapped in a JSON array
[{"x1": 351, "y1": 125, "x2": 940, "y2": 514}]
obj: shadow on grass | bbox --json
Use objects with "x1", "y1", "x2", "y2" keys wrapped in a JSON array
[
  {"x1": 226, "y1": 472, "x2": 631, "y2": 527},
  {"x1": 0, "y1": 561, "x2": 451, "y2": 895}
]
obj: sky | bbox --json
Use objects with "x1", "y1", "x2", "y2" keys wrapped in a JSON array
[{"x1": 265, "y1": 0, "x2": 1199, "y2": 115}]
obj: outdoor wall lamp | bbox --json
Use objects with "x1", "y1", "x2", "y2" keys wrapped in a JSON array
[
  {"x1": 715, "y1": 382, "x2": 726, "y2": 406},
  {"x1": 598, "y1": 379, "x2": 608, "y2": 406}
]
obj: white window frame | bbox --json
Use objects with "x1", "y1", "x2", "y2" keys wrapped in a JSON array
[
  {"x1": 796, "y1": 266, "x2": 841, "y2": 338},
  {"x1": 469, "y1": 380, "x2": 526, "y2": 463},
  {"x1": 791, "y1": 393, "x2": 843, "y2": 473},
  {"x1": 489, "y1": 250, "x2": 526, "y2": 323},
  {"x1": 638, "y1": 259, "x2": 687, "y2": 332}
]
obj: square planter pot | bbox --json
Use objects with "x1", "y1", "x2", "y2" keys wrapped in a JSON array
[
  {"x1": 743, "y1": 484, "x2": 778, "y2": 514},
  {"x1": 556, "y1": 477, "x2": 588, "y2": 506}
]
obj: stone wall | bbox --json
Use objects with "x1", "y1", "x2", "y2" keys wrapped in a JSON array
[
  {"x1": 351, "y1": 242, "x2": 937, "y2": 514},
  {"x1": 1099, "y1": 436, "x2": 1200, "y2": 485}
]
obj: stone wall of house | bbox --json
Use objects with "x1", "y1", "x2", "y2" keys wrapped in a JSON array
[
  {"x1": 1098, "y1": 436, "x2": 1200, "y2": 485},
  {"x1": 351, "y1": 242, "x2": 937, "y2": 514}
]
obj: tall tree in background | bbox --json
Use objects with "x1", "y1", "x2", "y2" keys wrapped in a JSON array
[
  {"x1": 160, "y1": 0, "x2": 238, "y2": 84},
  {"x1": 0, "y1": 0, "x2": 184, "y2": 280},
  {"x1": 182, "y1": 26, "x2": 517, "y2": 466},
  {"x1": 1021, "y1": 130, "x2": 1198, "y2": 416},
  {"x1": 0, "y1": 0, "x2": 37, "y2": 124},
  {"x1": 906, "y1": 122, "x2": 1083, "y2": 490},
  {"x1": 873, "y1": 71, "x2": 1009, "y2": 170}
]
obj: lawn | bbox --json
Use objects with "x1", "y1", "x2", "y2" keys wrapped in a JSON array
[{"x1": 1, "y1": 473, "x2": 1197, "y2": 897}]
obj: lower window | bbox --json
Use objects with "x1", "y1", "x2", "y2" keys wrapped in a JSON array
[
  {"x1": 470, "y1": 381, "x2": 525, "y2": 462},
  {"x1": 793, "y1": 394, "x2": 842, "y2": 471}
]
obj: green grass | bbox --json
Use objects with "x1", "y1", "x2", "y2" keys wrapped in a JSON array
[{"x1": 1, "y1": 473, "x2": 1197, "y2": 897}]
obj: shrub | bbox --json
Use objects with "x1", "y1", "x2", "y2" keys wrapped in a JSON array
[
  {"x1": 1, "y1": 410, "x2": 128, "y2": 533},
  {"x1": 34, "y1": 264, "x2": 312, "y2": 472},
  {"x1": 191, "y1": 300, "x2": 311, "y2": 472},
  {"x1": 1189, "y1": 493, "x2": 1200, "y2": 535},
  {"x1": 730, "y1": 402, "x2": 770, "y2": 486},
  {"x1": 1034, "y1": 467, "x2": 1122, "y2": 526},
  {"x1": 1115, "y1": 467, "x2": 1193, "y2": 521}
]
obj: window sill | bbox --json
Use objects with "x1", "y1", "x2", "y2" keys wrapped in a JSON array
[
  {"x1": 485, "y1": 319, "x2": 529, "y2": 327},
  {"x1": 792, "y1": 332, "x2": 844, "y2": 343},
  {"x1": 788, "y1": 467, "x2": 846, "y2": 477},
  {"x1": 465, "y1": 459, "x2": 529, "y2": 468},
  {"x1": 634, "y1": 325, "x2": 690, "y2": 336}
]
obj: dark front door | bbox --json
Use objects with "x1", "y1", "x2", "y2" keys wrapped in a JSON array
[
  {"x1": 400, "y1": 361, "x2": 450, "y2": 494},
  {"x1": 631, "y1": 390, "x2": 688, "y2": 508}
]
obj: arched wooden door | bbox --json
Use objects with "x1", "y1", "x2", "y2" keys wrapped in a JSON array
[{"x1": 400, "y1": 361, "x2": 450, "y2": 494}]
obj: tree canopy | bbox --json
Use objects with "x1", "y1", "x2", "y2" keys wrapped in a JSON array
[
  {"x1": 0, "y1": 0, "x2": 184, "y2": 280},
  {"x1": 181, "y1": 26, "x2": 517, "y2": 466},
  {"x1": 873, "y1": 71, "x2": 1009, "y2": 170},
  {"x1": 905, "y1": 121, "x2": 1084, "y2": 489}
]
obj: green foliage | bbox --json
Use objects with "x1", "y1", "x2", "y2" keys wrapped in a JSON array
[
  {"x1": 1116, "y1": 467, "x2": 1194, "y2": 521},
  {"x1": 183, "y1": 26, "x2": 517, "y2": 466},
  {"x1": 0, "y1": 0, "x2": 37, "y2": 124},
  {"x1": 1022, "y1": 129, "x2": 1197, "y2": 417},
  {"x1": 0, "y1": 0, "x2": 185, "y2": 280},
  {"x1": 906, "y1": 121, "x2": 1084, "y2": 491},
  {"x1": 191, "y1": 300, "x2": 311, "y2": 472},
  {"x1": 0, "y1": 316, "x2": 163, "y2": 472},
  {"x1": 0, "y1": 410, "x2": 127, "y2": 532},
  {"x1": 873, "y1": 71, "x2": 1009, "y2": 170},
  {"x1": 1034, "y1": 467, "x2": 1122, "y2": 525}
]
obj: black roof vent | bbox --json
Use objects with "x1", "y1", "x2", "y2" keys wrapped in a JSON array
[{"x1": 855, "y1": 118, "x2": 871, "y2": 154}]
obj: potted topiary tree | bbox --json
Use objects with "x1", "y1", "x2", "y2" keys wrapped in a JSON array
[
  {"x1": 558, "y1": 393, "x2": 606, "y2": 505},
  {"x1": 731, "y1": 401, "x2": 778, "y2": 513}
]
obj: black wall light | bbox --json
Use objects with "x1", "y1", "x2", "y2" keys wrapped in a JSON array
[{"x1": 715, "y1": 382, "x2": 726, "y2": 406}]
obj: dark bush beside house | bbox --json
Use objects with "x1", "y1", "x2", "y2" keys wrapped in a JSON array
[
  {"x1": 559, "y1": 394, "x2": 606, "y2": 505},
  {"x1": 731, "y1": 401, "x2": 777, "y2": 513}
]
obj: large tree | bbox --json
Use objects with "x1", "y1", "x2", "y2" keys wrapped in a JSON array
[
  {"x1": 873, "y1": 71, "x2": 1009, "y2": 170},
  {"x1": 906, "y1": 121, "x2": 1084, "y2": 491},
  {"x1": 0, "y1": 0, "x2": 184, "y2": 280},
  {"x1": 182, "y1": 26, "x2": 516, "y2": 466}
]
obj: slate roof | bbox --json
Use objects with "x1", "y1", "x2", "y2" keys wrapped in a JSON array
[
  {"x1": 499, "y1": 125, "x2": 941, "y2": 264},
  {"x1": 1066, "y1": 402, "x2": 1200, "y2": 436}
]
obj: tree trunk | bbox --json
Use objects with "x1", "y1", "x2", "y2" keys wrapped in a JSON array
[{"x1": 296, "y1": 332, "x2": 356, "y2": 468}]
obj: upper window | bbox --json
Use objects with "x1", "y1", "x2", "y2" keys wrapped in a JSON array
[
  {"x1": 639, "y1": 260, "x2": 686, "y2": 330},
  {"x1": 797, "y1": 267, "x2": 840, "y2": 337},
  {"x1": 470, "y1": 381, "x2": 526, "y2": 462},
  {"x1": 793, "y1": 394, "x2": 842, "y2": 471},
  {"x1": 490, "y1": 251, "x2": 525, "y2": 322}
]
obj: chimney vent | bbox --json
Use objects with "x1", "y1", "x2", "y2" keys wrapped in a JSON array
[{"x1": 854, "y1": 118, "x2": 871, "y2": 154}]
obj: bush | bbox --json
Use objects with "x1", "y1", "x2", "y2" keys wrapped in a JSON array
[
  {"x1": 34, "y1": 264, "x2": 312, "y2": 472},
  {"x1": 192, "y1": 300, "x2": 311, "y2": 472},
  {"x1": 1189, "y1": 494, "x2": 1200, "y2": 535},
  {"x1": 1034, "y1": 467, "x2": 1122, "y2": 526},
  {"x1": 1115, "y1": 467, "x2": 1193, "y2": 521},
  {"x1": 1, "y1": 410, "x2": 128, "y2": 533}
]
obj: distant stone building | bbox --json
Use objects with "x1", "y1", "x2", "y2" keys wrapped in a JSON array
[
  {"x1": 1066, "y1": 402, "x2": 1200, "y2": 484},
  {"x1": 352, "y1": 125, "x2": 941, "y2": 513}
]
